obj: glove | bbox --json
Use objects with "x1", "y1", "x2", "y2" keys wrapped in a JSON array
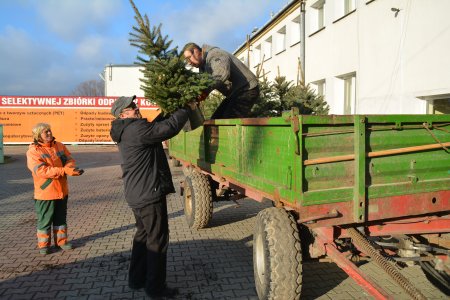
[
  {"x1": 73, "y1": 168, "x2": 84, "y2": 176},
  {"x1": 197, "y1": 91, "x2": 209, "y2": 102},
  {"x1": 64, "y1": 166, "x2": 84, "y2": 176}
]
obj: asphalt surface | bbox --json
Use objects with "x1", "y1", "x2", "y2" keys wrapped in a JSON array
[{"x1": 0, "y1": 145, "x2": 447, "y2": 299}]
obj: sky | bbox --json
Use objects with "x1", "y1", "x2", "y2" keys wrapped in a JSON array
[{"x1": 0, "y1": 0, "x2": 291, "y2": 96}]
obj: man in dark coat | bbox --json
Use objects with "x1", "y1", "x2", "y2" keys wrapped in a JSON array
[{"x1": 110, "y1": 95, "x2": 194, "y2": 299}]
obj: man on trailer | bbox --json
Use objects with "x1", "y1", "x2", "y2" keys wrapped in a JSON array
[{"x1": 182, "y1": 42, "x2": 260, "y2": 119}]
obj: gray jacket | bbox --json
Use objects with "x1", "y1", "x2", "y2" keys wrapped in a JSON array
[{"x1": 200, "y1": 44, "x2": 258, "y2": 98}]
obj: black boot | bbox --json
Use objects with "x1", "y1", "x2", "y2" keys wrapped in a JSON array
[{"x1": 145, "y1": 286, "x2": 179, "y2": 299}]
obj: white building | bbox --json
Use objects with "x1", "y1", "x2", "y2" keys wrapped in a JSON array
[
  {"x1": 234, "y1": 0, "x2": 450, "y2": 115},
  {"x1": 103, "y1": 64, "x2": 144, "y2": 97}
]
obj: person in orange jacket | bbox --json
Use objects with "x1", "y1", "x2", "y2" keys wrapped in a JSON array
[{"x1": 26, "y1": 123, "x2": 84, "y2": 255}]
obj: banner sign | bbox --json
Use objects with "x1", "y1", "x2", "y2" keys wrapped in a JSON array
[{"x1": 0, "y1": 96, "x2": 160, "y2": 144}]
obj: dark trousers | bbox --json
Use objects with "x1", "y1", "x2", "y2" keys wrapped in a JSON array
[
  {"x1": 211, "y1": 85, "x2": 260, "y2": 119},
  {"x1": 34, "y1": 197, "x2": 68, "y2": 248},
  {"x1": 128, "y1": 198, "x2": 169, "y2": 294},
  {"x1": 35, "y1": 197, "x2": 68, "y2": 230}
]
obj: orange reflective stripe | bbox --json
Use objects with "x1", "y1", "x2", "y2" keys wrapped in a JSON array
[
  {"x1": 37, "y1": 230, "x2": 50, "y2": 238},
  {"x1": 55, "y1": 237, "x2": 68, "y2": 246},
  {"x1": 53, "y1": 225, "x2": 68, "y2": 246},
  {"x1": 37, "y1": 230, "x2": 51, "y2": 248},
  {"x1": 53, "y1": 225, "x2": 67, "y2": 234},
  {"x1": 38, "y1": 241, "x2": 50, "y2": 248},
  {"x1": 33, "y1": 162, "x2": 46, "y2": 174}
]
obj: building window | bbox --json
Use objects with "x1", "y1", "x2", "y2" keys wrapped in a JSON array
[
  {"x1": 290, "y1": 15, "x2": 301, "y2": 45},
  {"x1": 344, "y1": 0, "x2": 356, "y2": 14},
  {"x1": 263, "y1": 36, "x2": 272, "y2": 60},
  {"x1": 311, "y1": 0, "x2": 325, "y2": 33},
  {"x1": 421, "y1": 95, "x2": 450, "y2": 114},
  {"x1": 428, "y1": 99, "x2": 450, "y2": 114},
  {"x1": 417, "y1": 94, "x2": 450, "y2": 114},
  {"x1": 311, "y1": 79, "x2": 326, "y2": 97},
  {"x1": 336, "y1": 72, "x2": 356, "y2": 114},
  {"x1": 253, "y1": 44, "x2": 262, "y2": 69},
  {"x1": 335, "y1": 0, "x2": 356, "y2": 20},
  {"x1": 239, "y1": 55, "x2": 248, "y2": 67},
  {"x1": 344, "y1": 74, "x2": 356, "y2": 114},
  {"x1": 275, "y1": 26, "x2": 286, "y2": 54}
]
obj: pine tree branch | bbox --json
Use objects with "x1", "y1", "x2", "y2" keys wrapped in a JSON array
[{"x1": 128, "y1": 0, "x2": 214, "y2": 114}]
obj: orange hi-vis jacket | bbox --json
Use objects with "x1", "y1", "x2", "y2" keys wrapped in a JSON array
[{"x1": 26, "y1": 140, "x2": 76, "y2": 200}]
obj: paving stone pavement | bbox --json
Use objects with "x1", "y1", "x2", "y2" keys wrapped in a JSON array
[{"x1": 0, "y1": 145, "x2": 447, "y2": 300}]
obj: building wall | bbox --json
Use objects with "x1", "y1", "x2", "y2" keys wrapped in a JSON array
[
  {"x1": 235, "y1": 0, "x2": 450, "y2": 115},
  {"x1": 103, "y1": 65, "x2": 144, "y2": 97},
  {"x1": 236, "y1": 2, "x2": 303, "y2": 84}
]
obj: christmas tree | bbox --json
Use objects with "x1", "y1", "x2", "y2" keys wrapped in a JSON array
[
  {"x1": 283, "y1": 81, "x2": 330, "y2": 115},
  {"x1": 128, "y1": 0, "x2": 213, "y2": 114},
  {"x1": 249, "y1": 76, "x2": 279, "y2": 117},
  {"x1": 250, "y1": 76, "x2": 329, "y2": 117}
]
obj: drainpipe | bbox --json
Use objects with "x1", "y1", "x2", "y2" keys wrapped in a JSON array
[{"x1": 300, "y1": 0, "x2": 306, "y2": 84}]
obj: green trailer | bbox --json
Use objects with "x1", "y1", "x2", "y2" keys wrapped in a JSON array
[{"x1": 169, "y1": 110, "x2": 450, "y2": 299}]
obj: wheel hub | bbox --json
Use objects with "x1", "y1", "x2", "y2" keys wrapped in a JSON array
[
  {"x1": 255, "y1": 233, "x2": 265, "y2": 283},
  {"x1": 185, "y1": 184, "x2": 192, "y2": 216}
]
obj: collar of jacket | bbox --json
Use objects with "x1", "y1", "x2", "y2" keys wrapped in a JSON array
[
  {"x1": 36, "y1": 138, "x2": 55, "y2": 147},
  {"x1": 201, "y1": 44, "x2": 217, "y2": 68}
]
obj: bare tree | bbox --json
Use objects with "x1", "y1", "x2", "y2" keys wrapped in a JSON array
[{"x1": 71, "y1": 79, "x2": 105, "y2": 96}]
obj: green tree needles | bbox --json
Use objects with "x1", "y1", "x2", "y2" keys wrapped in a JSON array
[
  {"x1": 129, "y1": 0, "x2": 213, "y2": 114},
  {"x1": 250, "y1": 76, "x2": 330, "y2": 117}
]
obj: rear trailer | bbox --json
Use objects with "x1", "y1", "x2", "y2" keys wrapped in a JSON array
[{"x1": 169, "y1": 110, "x2": 450, "y2": 299}]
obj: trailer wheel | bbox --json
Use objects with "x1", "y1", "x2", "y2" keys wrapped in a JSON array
[
  {"x1": 184, "y1": 171, "x2": 213, "y2": 229},
  {"x1": 253, "y1": 207, "x2": 302, "y2": 300}
]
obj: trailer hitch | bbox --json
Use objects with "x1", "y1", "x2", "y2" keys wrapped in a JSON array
[
  {"x1": 347, "y1": 228, "x2": 427, "y2": 300},
  {"x1": 374, "y1": 235, "x2": 450, "y2": 255}
]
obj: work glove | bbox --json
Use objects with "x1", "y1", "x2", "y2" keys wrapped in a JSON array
[
  {"x1": 73, "y1": 168, "x2": 84, "y2": 176},
  {"x1": 64, "y1": 166, "x2": 84, "y2": 176},
  {"x1": 197, "y1": 91, "x2": 209, "y2": 102}
]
